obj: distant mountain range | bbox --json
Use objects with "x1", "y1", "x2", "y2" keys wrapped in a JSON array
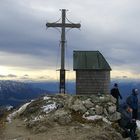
[
  {"x1": 0, "y1": 80, "x2": 50, "y2": 107},
  {"x1": 30, "y1": 82, "x2": 76, "y2": 94},
  {"x1": 31, "y1": 81, "x2": 140, "y2": 104},
  {"x1": 0, "y1": 80, "x2": 140, "y2": 107}
]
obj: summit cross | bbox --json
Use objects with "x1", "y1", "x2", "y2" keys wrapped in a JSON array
[{"x1": 46, "y1": 9, "x2": 81, "y2": 93}]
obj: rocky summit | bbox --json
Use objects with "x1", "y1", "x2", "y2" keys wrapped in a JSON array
[{"x1": 1, "y1": 94, "x2": 135, "y2": 140}]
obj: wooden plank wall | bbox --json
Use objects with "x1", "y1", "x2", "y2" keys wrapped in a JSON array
[{"x1": 76, "y1": 70, "x2": 110, "y2": 95}]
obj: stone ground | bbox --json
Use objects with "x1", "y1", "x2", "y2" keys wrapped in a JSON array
[
  {"x1": 0, "y1": 118, "x2": 124, "y2": 140},
  {"x1": 1, "y1": 94, "x2": 140, "y2": 140}
]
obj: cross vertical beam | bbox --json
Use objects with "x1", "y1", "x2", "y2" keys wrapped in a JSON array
[
  {"x1": 60, "y1": 9, "x2": 66, "y2": 94},
  {"x1": 61, "y1": 9, "x2": 66, "y2": 70},
  {"x1": 46, "y1": 9, "x2": 81, "y2": 94}
]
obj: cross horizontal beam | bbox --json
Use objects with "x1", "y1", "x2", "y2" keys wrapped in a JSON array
[{"x1": 46, "y1": 23, "x2": 81, "y2": 28}]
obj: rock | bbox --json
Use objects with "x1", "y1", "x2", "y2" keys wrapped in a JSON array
[
  {"x1": 83, "y1": 99, "x2": 94, "y2": 109},
  {"x1": 108, "y1": 106, "x2": 116, "y2": 114},
  {"x1": 98, "y1": 96, "x2": 106, "y2": 103},
  {"x1": 95, "y1": 105, "x2": 103, "y2": 115},
  {"x1": 107, "y1": 102, "x2": 114, "y2": 106},
  {"x1": 88, "y1": 108, "x2": 96, "y2": 116},
  {"x1": 65, "y1": 96, "x2": 74, "y2": 108},
  {"x1": 83, "y1": 111, "x2": 90, "y2": 117},
  {"x1": 103, "y1": 108, "x2": 108, "y2": 116},
  {"x1": 56, "y1": 101, "x2": 64, "y2": 109},
  {"x1": 37, "y1": 126, "x2": 48, "y2": 133},
  {"x1": 90, "y1": 96, "x2": 99, "y2": 104},
  {"x1": 70, "y1": 99, "x2": 87, "y2": 114},
  {"x1": 53, "y1": 109, "x2": 72, "y2": 125},
  {"x1": 124, "y1": 138, "x2": 131, "y2": 140},
  {"x1": 109, "y1": 96, "x2": 117, "y2": 104},
  {"x1": 101, "y1": 95, "x2": 116, "y2": 104},
  {"x1": 108, "y1": 112, "x2": 121, "y2": 122}
]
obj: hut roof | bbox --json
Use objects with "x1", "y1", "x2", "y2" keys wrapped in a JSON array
[{"x1": 73, "y1": 51, "x2": 111, "y2": 70}]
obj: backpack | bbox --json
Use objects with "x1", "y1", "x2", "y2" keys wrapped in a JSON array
[{"x1": 126, "y1": 96, "x2": 131, "y2": 106}]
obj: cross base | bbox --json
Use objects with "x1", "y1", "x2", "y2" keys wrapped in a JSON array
[{"x1": 59, "y1": 69, "x2": 65, "y2": 93}]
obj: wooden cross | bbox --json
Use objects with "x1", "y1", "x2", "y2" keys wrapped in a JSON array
[{"x1": 46, "y1": 9, "x2": 81, "y2": 93}]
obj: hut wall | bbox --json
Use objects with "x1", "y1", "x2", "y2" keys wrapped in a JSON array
[{"x1": 76, "y1": 70, "x2": 110, "y2": 95}]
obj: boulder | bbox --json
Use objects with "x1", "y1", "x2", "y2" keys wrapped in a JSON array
[
  {"x1": 53, "y1": 109, "x2": 72, "y2": 125},
  {"x1": 88, "y1": 108, "x2": 96, "y2": 116},
  {"x1": 83, "y1": 99, "x2": 94, "y2": 109},
  {"x1": 90, "y1": 95, "x2": 99, "y2": 104},
  {"x1": 65, "y1": 96, "x2": 74, "y2": 108},
  {"x1": 103, "y1": 108, "x2": 108, "y2": 116},
  {"x1": 109, "y1": 96, "x2": 117, "y2": 104},
  {"x1": 107, "y1": 102, "x2": 114, "y2": 106},
  {"x1": 70, "y1": 99, "x2": 87, "y2": 114},
  {"x1": 108, "y1": 112, "x2": 121, "y2": 122},
  {"x1": 95, "y1": 105, "x2": 103, "y2": 115},
  {"x1": 108, "y1": 106, "x2": 116, "y2": 114}
]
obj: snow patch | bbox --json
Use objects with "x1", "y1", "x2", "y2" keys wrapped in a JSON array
[
  {"x1": 42, "y1": 102, "x2": 57, "y2": 113},
  {"x1": 136, "y1": 120, "x2": 140, "y2": 130},
  {"x1": 6, "y1": 105, "x2": 13, "y2": 111},
  {"x1": 7, "y1": 101, "x2": 32, "y2": 123},
  {"x1": 84, "y1": 115, "x2": 102, "y2": 120},
  {"x1": 43, "y1": 96, "x2": 50, "y2": 100},
  {"x1": 99, "y1": 97, "x2": 105, "y2": 99},
  {"x1": 83, "y1": 115, "x2": 111, "y2": 124}
]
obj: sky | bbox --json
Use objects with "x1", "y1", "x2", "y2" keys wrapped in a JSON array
[{"x1": 0, "y1": 0, "x2": 140, "y2": 82}]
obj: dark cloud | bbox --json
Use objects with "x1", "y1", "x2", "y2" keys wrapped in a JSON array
[
  {"x1": 24, "y1": 74, "x2": 29, "y2": 77},
  {"x1": 19, "y1": 74, "x2": 31, "y2": 80},
  {"x1": 39, "y1": 76, "x2": 46, "y2": 79},
  {"x1": 123, "y1": 76, "x2": 128, "y2": 79},
  {"x1": 0, "y1": 74, "x2": 17, "y2": 78},
  {"x1": 20, "y1": 76, "x2": 30, "y2": 80},
  {"x1": 7, "y1": 74, "x2": 17, "y2": 78},
  {"x1": 0, "y1": 0, "x2": 140, "y2": 77},
  {"x1": 0, "y1": 75, "x2": 6, "y2": 78}
]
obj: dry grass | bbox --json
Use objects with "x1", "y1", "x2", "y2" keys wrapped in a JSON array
[{"x1": 0, "y1": 117, "x2": 6, "y2": 137}]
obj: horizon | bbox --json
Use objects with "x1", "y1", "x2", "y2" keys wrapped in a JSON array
[{"x1": 1, "y1": 78, "x2": 140, "y2": 84}]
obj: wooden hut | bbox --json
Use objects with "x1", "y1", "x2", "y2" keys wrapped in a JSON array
[{"x1": 73, "y1": 51, "x2": 111, "y2": 95}]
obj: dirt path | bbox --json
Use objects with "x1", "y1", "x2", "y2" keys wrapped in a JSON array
[
  {"x1": 1, "y1": 118, "x2": 131, "y2": 140},
  {"x1": 1, "y1": 119, "x2": 94, "y2": 140},
  {"x1": 1, "y1": 119, "x2": 49, "y2": 140},
  {"x1": 0, "y1": 118, "x2": 107, "y2": 140}
]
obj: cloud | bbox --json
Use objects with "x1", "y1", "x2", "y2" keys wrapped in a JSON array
[
  {"x1": 122, "y1": 76, "x2": 128, "y2": 79},
  {"x1": 20, "y1": 76, "x2": 30, "y2": 80},
  {"x1": 24, "y1": 74, "x2": 29, "y2": 77},
  {"x1": 0, "y1": 74, "x2": 17, "y2": 78},
  {"x1": 0, "y1": 75, "x2": 7, "y2": 78},
  {"x1": 7, "y1": 74, "x2": 17, "y2": 78},
  {"x1": 39, "y1": 76, "x2": 46, "y2": 79}
]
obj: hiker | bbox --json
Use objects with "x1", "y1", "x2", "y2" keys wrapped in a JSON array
[
  {"x1": 126, "y1": 88, "x2": 139, "y2": 120},
  {"x1": 110, "y1": 83, "x2": 122, "y2": 109},
  {"x1": 119, "y1": 104, "x2": 137, "y2": 140}
]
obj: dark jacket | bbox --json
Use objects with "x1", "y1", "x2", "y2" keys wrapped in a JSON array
[
  {"x1": 119, "y1": 109, "x2": 132, "y2": 128},
  {"x1": 127, "y1": 94, "x2": 138, "y2": 110},
  {"x1": 111, "y1": 87, "x2": 122, "y2": 100}
]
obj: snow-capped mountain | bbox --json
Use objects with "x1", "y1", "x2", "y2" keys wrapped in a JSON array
[{"x1": 0, "y1": 80, "x2": 48, "y2": 107}]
